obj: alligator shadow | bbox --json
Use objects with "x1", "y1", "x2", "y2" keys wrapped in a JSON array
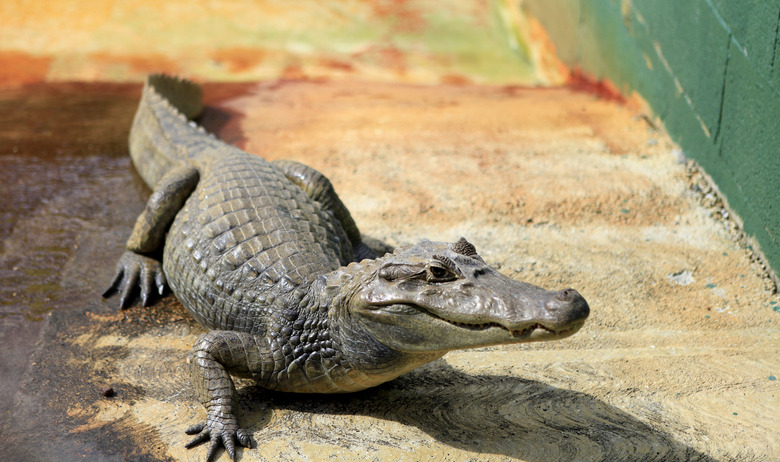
[
  {"x1": 196, "y1": 105, "x2": 248, "y2": 148},
  {"x1": 239, "y1": 360, "x2": 714, "y2": 462}
]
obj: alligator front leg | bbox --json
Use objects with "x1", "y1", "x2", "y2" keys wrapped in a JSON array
[
  {"x1": 186, "y1": 330, "x2": 272, "y2": 461},
  {"x1": 103, "y1": 164, "x2": 198, "y2": 308}
]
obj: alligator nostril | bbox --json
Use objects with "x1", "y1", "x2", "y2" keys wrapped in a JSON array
[
  {"x1": 555, "y1": 288, "x2": 576, "y2": 301},
  {"x1": 547, "y1": 288, "x2": 589, "y2": 322}
]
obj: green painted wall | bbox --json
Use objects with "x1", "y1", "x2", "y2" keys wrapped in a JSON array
[{"x1": 520, "y1": 0, "x2": 780, "y2": 279}]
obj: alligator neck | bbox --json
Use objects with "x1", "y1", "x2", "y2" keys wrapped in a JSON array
[{"x1": 310, "y1": 259, "x2": 443, "y2": 390}]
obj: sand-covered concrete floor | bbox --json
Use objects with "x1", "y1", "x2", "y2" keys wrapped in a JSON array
[{"x1": 2, "y1": 80, "x2": 777, "y2": 461}]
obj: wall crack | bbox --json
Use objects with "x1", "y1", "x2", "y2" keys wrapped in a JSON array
[
  {"x1": 713, "y1": 36, "x2": 731, "y2": 145},
  {"x1": 771, "y1": 6, "x2": 780, "y2": 74}
]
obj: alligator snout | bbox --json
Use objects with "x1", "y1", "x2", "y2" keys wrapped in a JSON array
[{"x1": 543, "y1": 288, "x2": 590, "y2": 331}]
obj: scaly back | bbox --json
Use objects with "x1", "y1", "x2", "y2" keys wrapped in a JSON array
[{"x1": 131, "y1": 76, "x2": 356, "y2": 333}]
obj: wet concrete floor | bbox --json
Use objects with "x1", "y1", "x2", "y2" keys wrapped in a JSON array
[
  {"x1": 0, "y1": 82, "x2": 143, "y2": 460},
  {"x1": 1, "y1": 80, "x2": 778, "y2": 461},
  {"x1": 0, "y1": 82, "x2": 246, "y2": 460}
]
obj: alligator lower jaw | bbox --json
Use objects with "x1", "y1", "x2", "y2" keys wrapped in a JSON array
[
  {"x1": 362, "y1": 302, "x2": 582, "y2": 342},
  {"x1": 445, "y1": 313, "x2": 586, "y2": 340}
]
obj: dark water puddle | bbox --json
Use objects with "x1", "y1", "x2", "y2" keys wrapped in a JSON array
[
  {"x1": 0, "y1": 82, "x2": 141, "y2": 313},
  {"x1": 0, "y1": 81, "x2": 253, "y2": 320},
  {"x1": 0, "y1": 80, "x2": 255, "y2": 460},
  {"x1": 0, "y1": 83, "x2": 146, "y2": 445}
]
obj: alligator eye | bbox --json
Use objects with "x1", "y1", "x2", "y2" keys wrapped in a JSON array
[{"x1": 426, "y1": 264, "x2": 456, "y2": 282}]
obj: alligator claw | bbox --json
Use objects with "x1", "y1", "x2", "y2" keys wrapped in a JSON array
[
  {"x1": 155, "y1": 271, "x2": 166, "y2": 295},
  {"x1": 103, "y1": 250, "x2": 166, "y2": 309},
  {"x1": 185, "y1": 419, "x2": 252, "y2": 461},
  {"x1": 102, "y1": 269, "x2": 123, "y2": 298}
]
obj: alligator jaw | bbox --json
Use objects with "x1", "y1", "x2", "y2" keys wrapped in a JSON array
[
  {"x1": 384, "y1": 300, "x2": 586, "y2": 341},
  {"x1": 449, "y1": 317, "x2": 587, "y2": 341},
  {"x1": 357, "y1": 298, "x2": 588, "y2": 353}
]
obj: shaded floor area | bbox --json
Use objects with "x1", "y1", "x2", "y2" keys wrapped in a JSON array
[{"x1": 0, "y1": 80, "x2": 778, "y2": 461}]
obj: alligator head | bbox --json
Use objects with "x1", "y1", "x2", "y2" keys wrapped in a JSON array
[{"x1": 349, "y1": 238, "x2": 589, "y2": 353}]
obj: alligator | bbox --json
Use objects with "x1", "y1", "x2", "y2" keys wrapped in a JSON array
[{"x1": 103, "y1": 75, "x2": 590, "y2": 461}]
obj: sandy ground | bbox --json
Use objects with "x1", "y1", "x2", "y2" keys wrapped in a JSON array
[{"x1": 3, "y1": 80, "x2": 778, "y2": 461}]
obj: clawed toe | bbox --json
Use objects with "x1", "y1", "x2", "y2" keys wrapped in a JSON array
[
  {"x1": 184, "y1": 428, "x2": 210, "y2": 449},
  {"x1": 103, "y1": 251, "x2": 167, "y2": 309},
  {"x1": 185, "y1": 422, "x2": 205, "y2": 435},
  {"x1": 236, "y1": 429, "x2": 252, "y2": 448}
]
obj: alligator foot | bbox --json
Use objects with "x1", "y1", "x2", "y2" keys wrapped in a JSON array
[
  {"x1": 185, "y1": 416, "x2": 252, "y2": 462},
  {"x1": 103, "y1": 250, "x2": 166, "y2": 308}
]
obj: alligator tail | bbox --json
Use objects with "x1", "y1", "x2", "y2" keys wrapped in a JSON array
[{"x1": 128, "y1": 74, "x2": 206, "y2": 188}]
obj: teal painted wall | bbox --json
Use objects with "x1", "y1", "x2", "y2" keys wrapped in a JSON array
[{"x1": 521, "y1": 0, "x2": 780, "y2": 279}]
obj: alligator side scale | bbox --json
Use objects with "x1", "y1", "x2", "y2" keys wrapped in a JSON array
[{"x1": 103, "y1": 75, "x2": 590, "y2": 461}]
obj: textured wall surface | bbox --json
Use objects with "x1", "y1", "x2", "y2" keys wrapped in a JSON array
[
  {"x1": 0, "y1": 0, "x2": 547, "y2": 85},
  {"x1": 521, "y1": 0, "x2": 780, "y2": 280}
]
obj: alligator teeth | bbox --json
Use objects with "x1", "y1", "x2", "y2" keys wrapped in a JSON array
[
  {"x1": 450, "y1": 320, "x2": 502, "y2": 331},
  {"x1": 510, "y1": 324, "x2": 546, "y2": 337},
  {"x1": 432, "y1": 310, "x2": 549, "y2": 337}
]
